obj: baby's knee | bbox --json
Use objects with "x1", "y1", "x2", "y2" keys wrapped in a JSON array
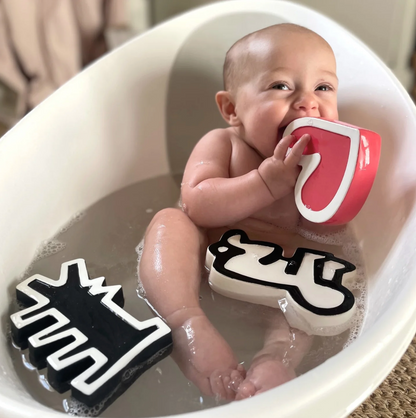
[
  {"x1": 147, "y1": 207, "x2": 187, "y2": 231},
  {"x1": 146, "y1": 207, "x2": 208, "y2": 249}
]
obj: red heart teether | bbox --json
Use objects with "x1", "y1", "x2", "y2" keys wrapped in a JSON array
[{"x1": 283, "y1": 117, "x2": 381, "y2": 224}]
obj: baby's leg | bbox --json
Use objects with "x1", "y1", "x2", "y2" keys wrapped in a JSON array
[
  {"x1": 236, "y1": 308, "x2": 312, "y2": 400},
  {"x1": 139, "y1": 208, "x2": 245, "y2": 399}
]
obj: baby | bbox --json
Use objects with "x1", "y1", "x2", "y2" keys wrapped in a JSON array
[{"x1": 139, "y1": 23, "x2": 341, "y2": 400}]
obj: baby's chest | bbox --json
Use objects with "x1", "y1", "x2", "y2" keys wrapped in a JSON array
[{"x1": 228, "y1": 140, "x2": 262, "y2": 177}]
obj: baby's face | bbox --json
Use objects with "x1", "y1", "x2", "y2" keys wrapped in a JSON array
[{"x1": 233, "y1": 31, "x2": 339, "y2": 158}]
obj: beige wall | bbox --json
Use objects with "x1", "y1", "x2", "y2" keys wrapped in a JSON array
[
  {"x1": 150, "y1": 0, "x2": 416, "y2": 90},
  {"x1": 151, "y1": 0, "x2": 222, "y2": 23}
]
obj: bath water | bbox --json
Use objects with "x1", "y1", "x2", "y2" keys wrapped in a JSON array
[{"x1": 7, "y1": 174, "x2": 367, "y2": 417}]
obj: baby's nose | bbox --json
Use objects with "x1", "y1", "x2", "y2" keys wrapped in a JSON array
[{"x1": 294, "y1": 92, "x2": 318, "y2": 112}]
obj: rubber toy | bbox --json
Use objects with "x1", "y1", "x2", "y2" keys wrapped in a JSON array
[
  {"x1": 206, "y1": 230, "x2": 356, "y2": 336},
  {"x1": 10, "y1": 259, "x2": 172, "y2": 410},
  {"x1": 283, "y1": 117, "x2": 381, "y2": 224}
]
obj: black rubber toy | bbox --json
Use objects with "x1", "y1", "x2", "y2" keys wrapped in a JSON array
[{"x1": 10, "y1": 259, "x2": 172, "y2": 410}]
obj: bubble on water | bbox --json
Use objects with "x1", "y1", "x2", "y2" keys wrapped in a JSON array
[
  {"x1": 34, "y1": 240, "x2": 67, "y2": 261},
  {"x1": 64, "y1": 396, "x2": 107, "y2": 417},
  {"x1": 19, "y1": 211, "x2": 86, "y2": 278},
  {"x1": 62, "y1": 374, "x2": 127, "y2": 418},
  {"x1": 296, "y1": 225, "x2": 349, "y2": 246},
  {"x1": 21, "y1": 239, "x2": 67, "y2": 277},
  {"x1": 58, "y1": 211, "x2": 85, "y2": 234}
]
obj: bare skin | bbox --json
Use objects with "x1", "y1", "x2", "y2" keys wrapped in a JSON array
[
  {"x1": 140, "y1": 208, "x2": 246, "y2": 399},
  {"x1": 235, "y1": 307, "x2": 313, "y2": 400},
  {"x1": 139, "y1": 24, "x2": 341, "y2": 400}
]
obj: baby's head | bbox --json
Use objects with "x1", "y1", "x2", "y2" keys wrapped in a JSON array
[{"x1": 216, "y1": 24, "x2": 339, "y2": 158}]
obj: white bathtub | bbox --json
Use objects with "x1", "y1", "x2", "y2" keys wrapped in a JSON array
[{"x1": 1, "y1": 1, "x2": 416, "y2": 417}]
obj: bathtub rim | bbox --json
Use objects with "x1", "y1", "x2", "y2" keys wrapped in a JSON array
[{"x1": 1, "y1": 1, "x2": 416, "y2": 417}]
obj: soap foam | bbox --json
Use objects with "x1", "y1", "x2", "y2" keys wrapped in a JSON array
[
  {"x1": 33, "y1": 240, "x2": 67, "y2": 262},
  {"x1": 63, "y1": 347, "x2": 169, "y2": 417},
  {"x1": 64, "y1": 397, "x2": 106, "y2": 417},
  {"x1": 20, "y1": 212, "x2": 85, "y2": 278},
  {"x1": 58, "y1": 211, "x2": 85, "y2": 234},
  {"x1": 21, "y1": 239, "x2": 67, "y2": 278}
]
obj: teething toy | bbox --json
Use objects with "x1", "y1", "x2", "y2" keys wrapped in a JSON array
[
  {"x1": 10, "y1": 259, "x2": 172, "y2": 410},
  {"x1": 206, "y1": 230, "x2": 356, "y2": 336},
  {"x1": 283, "y1": 117, "x2": 381, "y2": 224}
]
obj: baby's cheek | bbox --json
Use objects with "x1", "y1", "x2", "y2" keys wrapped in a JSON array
[
  {"x1": 254, "y1": 108, "x2": 280, "y2": 135},
  {"x1": 321, "y1": 101, "x2": 338, "y2": 120},
  {"x1": 326, "y1": 110, "x2": 339, "y2": 120},
  {"x1": 245, "y1": 105, "x2": 284, "y2": 155}
]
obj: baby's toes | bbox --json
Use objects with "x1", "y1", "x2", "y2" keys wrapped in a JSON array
[
  {"x1": 210, "y1": 369, "x2": 234, "y2": 400},
  {"x1": 229, "y1": 367, "x2": 245, "y2": 392},
  {"x1": 209, "y1": 366, "x2": 247, "y2": 400},
  {"x1": 237, "y1": 363, "x2": 246, "y2": 377},
  {"x1": 223, "y1": 375, "x2": 236, "y2": 400},
  {"x1": 235, "y1": 379, "x2": 257, "y2": 401}
]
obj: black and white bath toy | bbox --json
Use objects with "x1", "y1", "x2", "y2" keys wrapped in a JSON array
[
  {"x1": 10, "y1": 259, "x2": 172, "y2": 409},
  {"x1": 206, "y1": 230, "x2": 356, "y2": 336}
]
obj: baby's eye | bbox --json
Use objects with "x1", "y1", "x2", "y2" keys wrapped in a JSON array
[
  {"x1": 272, "y1": 83, "x2": 290, "y2": 90},
  {"x1": 315, "y1": 84, "x2": 333, "y2": 91}
]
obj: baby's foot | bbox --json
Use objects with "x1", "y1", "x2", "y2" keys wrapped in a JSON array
[
  {"x1": 235, "y1": 354, "x2": 296, "y2": 400},
  {"x1": 167, "y1": 308, "x2": 246, "y2": 400}
]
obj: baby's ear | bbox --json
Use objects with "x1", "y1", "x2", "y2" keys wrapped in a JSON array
[{"x1": 215, "y1": 91, "x2": 241, "y2": 126}]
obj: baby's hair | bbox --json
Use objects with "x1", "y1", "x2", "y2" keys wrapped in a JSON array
[{"x1": 223, "y1": 24, "x2": 330, "y2": 92}]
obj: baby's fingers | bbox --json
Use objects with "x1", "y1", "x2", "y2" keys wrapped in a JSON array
[
  {"x1": 284, "y1": 134, "x2": 310, "y2": 167},
  {"x1": 273, "y1": 134, "x2": 296, "y2": 160}
]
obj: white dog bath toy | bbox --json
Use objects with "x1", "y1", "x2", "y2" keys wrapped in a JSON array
[{"x1": 206, "y1": 230, "x2": 356, "y2": 336}]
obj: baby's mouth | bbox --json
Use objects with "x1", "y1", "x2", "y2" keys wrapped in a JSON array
[
  {"x1": 277, "y1": 118, "x2": 300, "y2": 141},
  {"x1": 277, "y1": 125, "x2": 288, "y2": 141}
]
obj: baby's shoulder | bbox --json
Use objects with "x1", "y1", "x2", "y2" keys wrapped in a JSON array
[
  {"x1": 199, "y1": 127, "x2": 233, "y2": 143},
  {"x1": 198, "y1": 127, "x2": 248, "y2": 150},
  {"x1": 191, "y1": 128, "x2": 234, "y2": 155}
]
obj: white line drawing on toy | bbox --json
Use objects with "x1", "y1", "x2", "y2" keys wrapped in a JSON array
[{"x1": 10, "y1": 259, "x2": 172, "y2": 408}]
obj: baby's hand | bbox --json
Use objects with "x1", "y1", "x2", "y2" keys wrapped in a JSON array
[{"x1": 258, "y1": 134, "x2": 310, "y2": 200}]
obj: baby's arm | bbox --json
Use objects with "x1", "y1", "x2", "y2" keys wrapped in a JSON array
[{"x1": 181, "y1": 129, "x2": 309, "y2": 227}]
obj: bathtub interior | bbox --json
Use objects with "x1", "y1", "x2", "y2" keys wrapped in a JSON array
[
  {"x1": 0, "y1": 1, "x2": 416, "y2": 417},
  {"x1": 164, "y1": 11, "x2": 416, "y2": 333}
]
